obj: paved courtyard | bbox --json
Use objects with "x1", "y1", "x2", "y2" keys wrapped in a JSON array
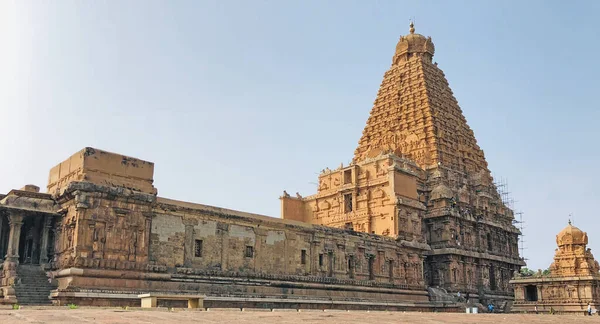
[{"x1": 0, "y1": 307, "x2": 597, "y2": 324}]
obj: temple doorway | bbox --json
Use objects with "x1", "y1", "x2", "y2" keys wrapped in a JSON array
[
  {"x1": 18, "y1": 216, "x2": 43, "y2": 264},
  {"x1": 525, "y1": 285, "x2": 538, "y2": 301}
]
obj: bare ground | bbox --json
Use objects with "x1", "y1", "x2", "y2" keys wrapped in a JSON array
[{"x1": 0, "y1": 307, "x2": 595, "y2": 324}]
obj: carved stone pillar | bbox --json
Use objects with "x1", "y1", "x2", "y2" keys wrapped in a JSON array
[
  {"x1": 52, "y1": 225, "x2": 62, "y2": 263},
  {"x1": 5, "y1": 214, "x2": 24, "y2": 262},
  {"x1": 39, "y1": 216, "x2": 53, "y2": 264},
  {"x1": 182, "y1": 218, "x2": 197, "y2": 268},
  {"x1": 1, "y1": 213, "x2": 24, "y2": 302}
]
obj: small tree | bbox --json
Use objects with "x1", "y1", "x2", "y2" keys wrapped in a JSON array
[{"x1": 520, "y1": 267, "x2": 535, "y2": 276}]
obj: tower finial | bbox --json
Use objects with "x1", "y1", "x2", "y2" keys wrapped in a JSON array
[
  {"x1": 409, "y1": 21, "x2": 415, "y2": 34},
  {"x1": 569, "y1": 213, "x2": 572, "y2": 225}
]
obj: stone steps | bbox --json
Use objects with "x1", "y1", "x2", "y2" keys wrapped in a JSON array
[{"x1": 14, "y1": 265, "x2": 56, "y2": 305}]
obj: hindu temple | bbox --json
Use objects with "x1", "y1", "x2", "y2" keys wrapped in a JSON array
[
  {"x1": 511, "y1": 221, "x2": 600, "y2": 313},
  {"x1": 0, "y1": 23, "x2": 522, "y2": 309}
]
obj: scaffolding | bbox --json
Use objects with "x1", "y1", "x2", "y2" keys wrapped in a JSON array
[
  {"x1": 494, "y1": 176, "x2": 514, "y2": 210},
  {"x1": 494, "y1": 176, "x2": 527, "y2": 262},
  {"x1": 514, "y1": 210, "x2": 527, "y2": 262}
]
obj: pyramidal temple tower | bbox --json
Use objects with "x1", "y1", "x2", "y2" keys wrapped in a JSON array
[
  {"x1": 353, "y1": 22, "x2": 489, "y2": 176},
  {"x1": 281, "y1": 23, "x2": 524, "y2": 303}
]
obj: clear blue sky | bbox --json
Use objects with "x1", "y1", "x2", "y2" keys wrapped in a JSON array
[{"x1": 1, "y1": 0, "x2": 598, "y2": 271}]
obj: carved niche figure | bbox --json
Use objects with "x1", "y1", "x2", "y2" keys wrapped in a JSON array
[
  {"x1": 128, "y1": 229, "x2": 138, "y2": 261},
  {"x1": 92, "y1": 222, "x2": 106, "y2": 259},
  {"x1": 333, "y1": 176, "x2": 340, "y2": 186},
  {"x1": 411, "y1": 212, "x2": 420, "y2": 233}
]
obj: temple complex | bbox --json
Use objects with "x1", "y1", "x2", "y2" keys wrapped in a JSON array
[
  {"x1": 281, "y1": 23, "x2": 524, "y2": 302},
  {"x1": 511, "y1": 221, "x2": 600, "y2": 313},
  {"x1": 0, "y1": 23, "x2": 522, "y2": 309}
]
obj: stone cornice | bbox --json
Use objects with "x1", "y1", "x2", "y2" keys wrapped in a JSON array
[
  {"x1": 426, "y1": 247, "x2": 525, "y2": 266},
  {"x1": 425, "y1": 207, "x2": 520, "y2": 233},
  {"x1": 4, "y1": 189, "x2": 52, "y2": 200},
  {"x1": 510, "y1": 275, "x2": 600, "y2": 284},
  {"x1": 56, "y1": 181, "x2": 156, "y2": 204}
]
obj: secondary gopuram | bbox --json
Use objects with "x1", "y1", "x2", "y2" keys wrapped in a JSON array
[
  {"x1": 511, "y1": 221, "x2": 600, "y2": 313},
  {"x1": 281, "y1": 23, "x2": 525, "y2": 304}
]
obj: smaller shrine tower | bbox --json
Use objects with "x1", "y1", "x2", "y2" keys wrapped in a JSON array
[{"x1": 511, "y1": 221, "x2": 600, "y2": 313}]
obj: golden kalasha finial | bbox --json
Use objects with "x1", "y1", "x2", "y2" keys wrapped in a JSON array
[{"x1": 409, "y1": 21, "x2": 415, "y2": 34}]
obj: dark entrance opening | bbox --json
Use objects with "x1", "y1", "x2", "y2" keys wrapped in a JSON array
[
  {"x1": 489, "y1": 265, "x2": 497, "y2": 291},
  {"x1": 525, "y1": 285, "x2": 538, "y2": 301},
  {"x1": 18, "y1": 216, "x2": 42, "y2": 264},
  {"x1": 348, "y1": 255, "x2": 355, "y2": 279}
]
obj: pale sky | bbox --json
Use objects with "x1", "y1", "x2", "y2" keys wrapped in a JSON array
[{"x1": 1, "y1": 0, "x2": 599, "y2": 271}]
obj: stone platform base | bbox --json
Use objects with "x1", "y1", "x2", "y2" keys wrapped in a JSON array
[
  {"x1": 511, "y1": 302, "x2": 599, "y2": 314},
  {"x1": 50, "y1": 290, "x2": 462, "y2": 312},
  {"x1": 45, "y1": 267, "x2": 464, "y2": 311}
]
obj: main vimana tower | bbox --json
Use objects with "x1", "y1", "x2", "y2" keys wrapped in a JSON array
[{"x1": 281, "y1": 23, "x2": 525, "y2": 300}]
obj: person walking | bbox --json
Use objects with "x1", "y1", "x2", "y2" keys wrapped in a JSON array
[{"x1": 588, "y1": 303, "x2": 592, "y2": 316}]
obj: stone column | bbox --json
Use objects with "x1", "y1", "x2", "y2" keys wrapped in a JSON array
[
  {"x1": 1, "y1": 213, "x2": 24, "y2": 301},
  {"x1": 182, "y1": 218, "x2": 197, "y2": 268},
  {"x1": 5, "y1": 214, "x2": 24, "y2": 262},
  {"x1": 39, "y1": 216, "x2": 53, "y2": 264}
]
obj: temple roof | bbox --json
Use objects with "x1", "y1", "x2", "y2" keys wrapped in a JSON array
[
  {"x1": 556, "y1": 221, "x2": 588, "y2": 246},
  {"x1": 394, "y1": 22, "x2": 435, "y2": 59}
]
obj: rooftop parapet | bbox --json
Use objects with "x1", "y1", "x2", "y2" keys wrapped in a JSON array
[{"x1": 47, "y1": 147, "x2": 157, "y2": 196}]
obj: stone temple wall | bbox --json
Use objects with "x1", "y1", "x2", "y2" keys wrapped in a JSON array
[
  {"x1": 13, "y1": 147, "x2": 436, "y2": 308},
  {"x1": 150, "y1": 196, "x2": 429, "y2": 288}
]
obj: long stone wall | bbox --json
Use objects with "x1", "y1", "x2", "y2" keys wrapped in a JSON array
[{"x1": 151, "y1": 197, "x2": 429, "y2": 288}]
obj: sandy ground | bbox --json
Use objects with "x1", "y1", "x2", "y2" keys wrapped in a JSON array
[{"x1": 0, "y1": 307, "x2": 597, "y2": 324}]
